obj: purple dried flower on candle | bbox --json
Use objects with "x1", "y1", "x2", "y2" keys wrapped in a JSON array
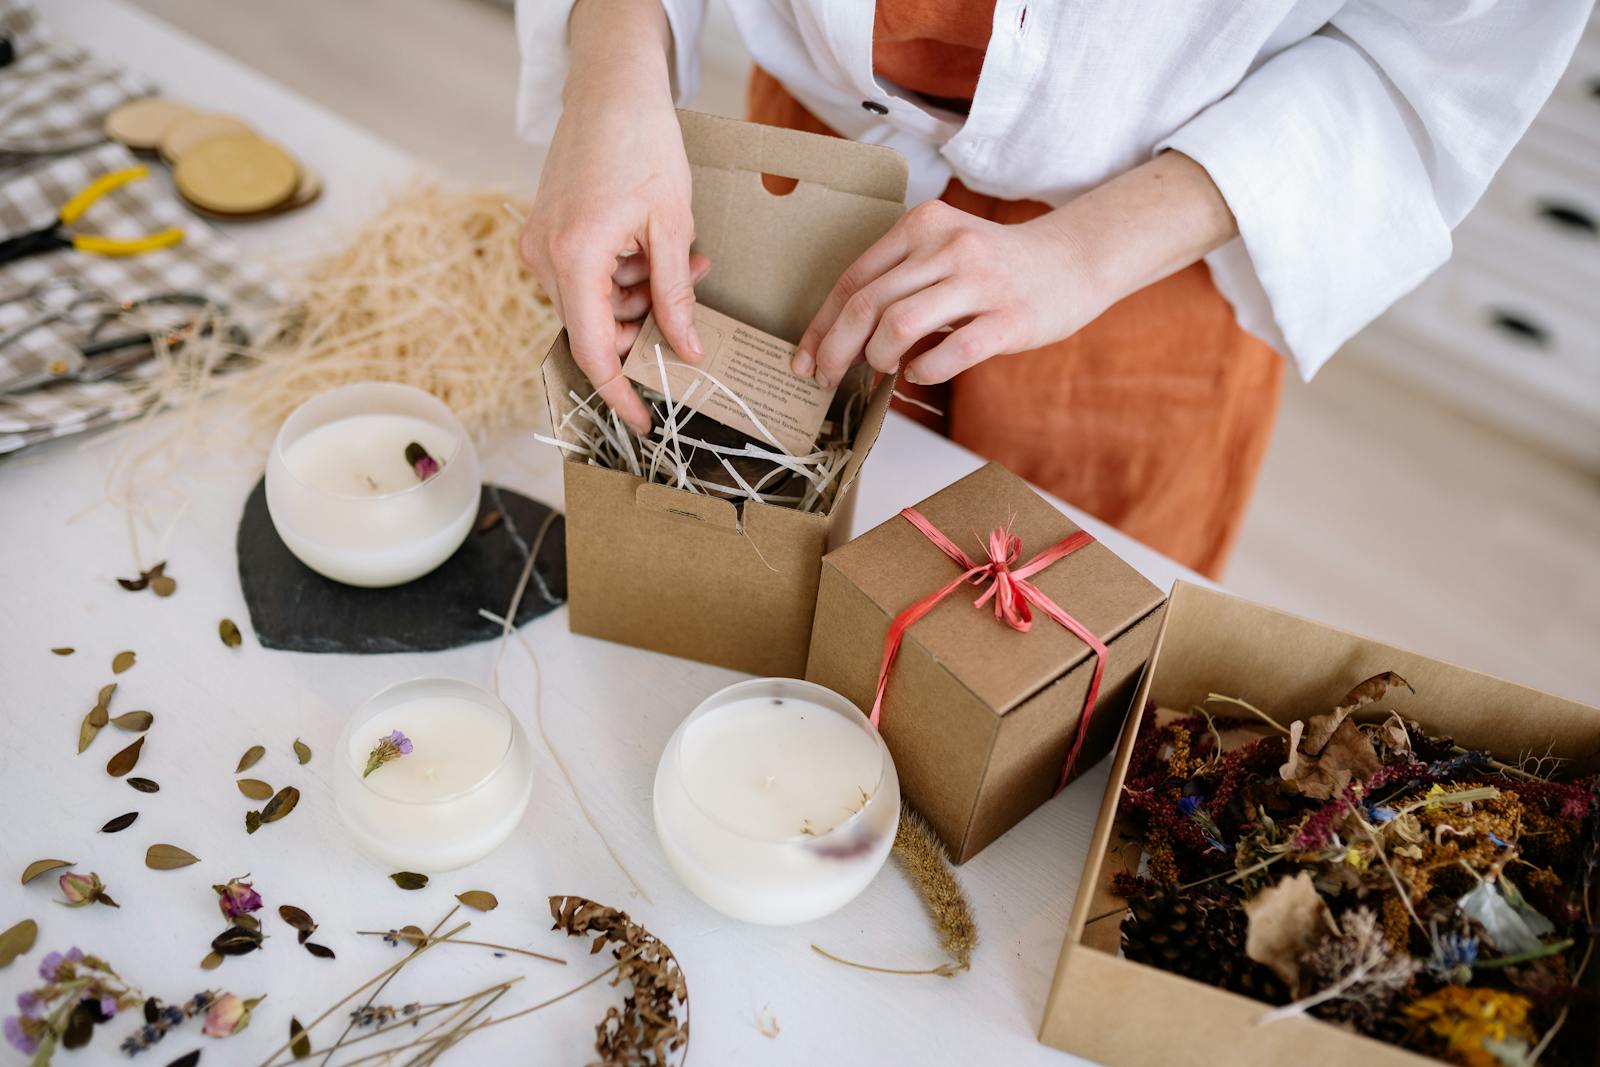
[
  {"x1": 404, "y1": 442, "x2": 440, "y2": 482},
  {"x1": 363, "y1": 729, "x2": 413, "y2": 778},
  {"x1": 213, "y1": 876, "x2": 263, "y2": 921}
]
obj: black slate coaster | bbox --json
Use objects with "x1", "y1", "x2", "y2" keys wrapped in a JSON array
[{"x1": 237, "y1": 478, "x2": 566, "y2": 654}]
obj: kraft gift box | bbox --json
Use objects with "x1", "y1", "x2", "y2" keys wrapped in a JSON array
[
  {"x1": 805, "y1": 461, "x2": 1167, "y2": 864},
  {"x1": 1040, "y1": 581, "x2": 1600, "y2": 1066},
  {"x1": 542, "y1": 110, "x2": 905, "y2": 676}
]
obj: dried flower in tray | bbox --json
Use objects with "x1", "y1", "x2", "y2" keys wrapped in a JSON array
[{"x1": 1107, "y1": 673, "x2": 1599, "y2": 1066}]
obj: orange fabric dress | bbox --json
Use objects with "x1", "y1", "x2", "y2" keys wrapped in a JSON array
[{"x1": 746, "y1": 1, "x2": 1283, "y2": 578}]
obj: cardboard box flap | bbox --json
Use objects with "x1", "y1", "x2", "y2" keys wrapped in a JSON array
[
  {"x1": 679, "y1": 110, "x2": 907, "y2": 344},
  {"x1": 826, "y1": 463, "x2": 1165, "y2": 715}
]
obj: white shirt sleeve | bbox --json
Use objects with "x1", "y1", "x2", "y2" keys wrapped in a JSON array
[
  {"x1": 514, "y1": 0, "x2": 708, "y2": 146},
  {"x1": 1158, "y1": 0, "x2": 1593, "y2": 379}
]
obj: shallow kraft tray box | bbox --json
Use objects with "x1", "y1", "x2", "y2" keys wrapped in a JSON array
[
  {"x1": 541, "y1": 110, "x2": 906, "y2": 676},
  {"x1": 1040, "y1": 581, "x2": 1600, "y2": 1066}
]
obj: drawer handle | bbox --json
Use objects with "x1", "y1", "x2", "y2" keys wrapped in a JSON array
[
  {"x1": 1488, "y1": 308, "x2": 1550, "y2": 349},
  {"x1": 1536, "y1": 200, "x2": 1598, "y2": 237}
]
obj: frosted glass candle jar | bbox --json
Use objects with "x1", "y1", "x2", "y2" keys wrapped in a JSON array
[
  {"x1": 653, "y1": 677, "x2": 899, "y2": 924},
  {"x1": 334, "y1": 677, "x2": 534, "y2": 872},
  {"x1": 265, "y1": 382, "x2": 480, "y2": 587}
]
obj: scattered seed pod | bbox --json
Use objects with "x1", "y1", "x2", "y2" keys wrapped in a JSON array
[
  {"x1": 293, "y1": 738, "x2": 312, "y2": 765},
  {"x1": 100, "y1": 812, "x2": 139, "y2": 833},
  {"x1": 0, "y1": 919, "x2": 39, "y2": 967},
  {"x1": 212, "y1": 925, "x2": 264, "y2": 956},
  {"x1": 112, "y1": 650, "x2": 136, "y2": 674},
  {"x1": 127, "y1": 777, "x2": 160, "y2": 793},
  {"x1": 455, "y1": 890, "x2": 498, "y2": 912},
  {"x1": 389, "y1": 872, "x2": 429, "y2": 891},
  {"x1": 111, "y1": 710, "x2": 154, "y2": 731},
  {"x1": 236, "y1": 745, "x2": 265, "y2": 773},
  {"x1": 21, "y1": 859, "x2": 73, "y2": 885},
  {"x1": 236, "y1": 778, "x2": 274, "y2": 801},
  {"x1": 106, "y1": 736, "x2": 145, "y2": 777},
  {"x1": 145, "y1": 844, "x2": 200, "y2": 870},
  {"x1": 219, "y1": 618, "x2": 242, "y2": 648},
  {"x1": 260, "y1": 786, "x2": 300, "y2": 824}
]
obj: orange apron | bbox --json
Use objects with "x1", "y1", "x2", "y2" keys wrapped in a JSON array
[{"x1": 745, "y1": 1, "x2": 1283, "y2": 578}]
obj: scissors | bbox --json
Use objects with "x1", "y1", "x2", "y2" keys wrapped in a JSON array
[
  {"x1": 0, "y1": 166, "x2": 185, "y2": 267},
  {"x1": 0, "y1": 279, "x2": 246, "y2": 394}
]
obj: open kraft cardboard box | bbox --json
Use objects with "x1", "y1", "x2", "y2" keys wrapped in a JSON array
[
  {"x1": 542, "y1": 110, "x2": 907, "y2": 676},
  {"x1": 1040, "y1": 581, "x2": 1600, "y2": 1067}
]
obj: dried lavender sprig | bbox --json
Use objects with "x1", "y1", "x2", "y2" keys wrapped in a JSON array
[{"x1": 120, "y1": 992, "x2": 214, "y2": 1056}]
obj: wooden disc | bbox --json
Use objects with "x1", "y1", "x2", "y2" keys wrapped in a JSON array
[
  {"x1": 158, "y1": 112, "x2": 256, "y2": 164},
  {"x1": 172, "y1": 134, "x2": 299, "y2": 215},
  {"x1": 104, "y1": 97, "x2": 198, "y2": 151},
  {"x1": 182, "y1": 161, "x2": 321, "y2": 221}
]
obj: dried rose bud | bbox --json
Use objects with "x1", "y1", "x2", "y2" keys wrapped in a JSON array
[
  {"x1": 57, "y1": 873, "x2": 115, "y2": 909},
  {"x1": 213, "y1": 877, "x2": 263, "y2": 922},
  {"x1": 404, "y1": 442, "x2": 440, "y2": 481},
  {"x1": 201, "y1": 993, "x2": 261, "y2": 1038}
]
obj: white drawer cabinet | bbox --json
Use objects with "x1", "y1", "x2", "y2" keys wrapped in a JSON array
[{"x1": 1348, "y1": 12, "x2": 1600, "y2": 470}]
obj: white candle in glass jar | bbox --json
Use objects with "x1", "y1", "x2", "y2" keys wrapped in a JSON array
[
  {"x1": 265, "y1": 382, "x2": 480, "y2": 587},
  {"x1": 653, "y1": 678, "x2": 899, "y2": 925},
  {"x1": 334, "y1": 677, "x2": 534, "y2": 872}
]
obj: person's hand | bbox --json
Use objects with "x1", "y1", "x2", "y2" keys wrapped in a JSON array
[
  {"x1": 793, "y1": 150, "x2": 1238, "y2": 388},
  {"x1": 518, "y1": 0, "x2": 708, "y2": 434}
]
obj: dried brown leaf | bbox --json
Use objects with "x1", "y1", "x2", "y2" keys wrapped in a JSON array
[
  {"x1": 100, "y1": 812, "x2": 139, "y2": 833},
  {"x1": 51, "y1": 647, "x2": 74, "y2": 656},
  {"x1": 389, "y1": 872, "x2": 428, "y2": 890},
  {"x1": 1334, "y1": 671, "x2": 1413, "y2": 717},
  {"x1": 212, "y1": 926, "x2": 263, "y2": 956},
  {"x1": 149, "y1": 574, "x2": 176, "y2": 597},
  {"x1": 476, "y1": 509, "x2": 503, "y2": 534},
  {"x1": 261, "y1": 786, "x2": 300, "y2": 824},
  {"x1": 1245, "y1": 872, "x2": 1336, "y2": 991},
  {"x1": 236, "y1": 744, "x2": 265, "y2": 773},
  {"x1": 1280, "y1": 717, "x2": 1382, "y2": 800},
  {"x1": 244, "y1": 810, "x2": 262, "y2": 835},
  {"x1": 116, "y1": 574, "x2": 148, "y2": 592},
  {"x1": 278, "y1": 905, "x2": 315, "y2": 934},
  {"x1": 111, "y1": 650, "x2": 136, "y2": 674},
  {"x1": 199, "y1": 951, "x2": 224, "y2": 970},
  {"x1": 219, "y1": 618, "x2": 242, "y2": 648},
  {"x1": 289, "y1": 1017, "x2": 311, "y2": 1059},
  {"x1": 304, "y1": 942, "x2": 335, "y2": 959},
  {"x1": 237, "y1": 778, "x2": 274, "y2": 801},
  {"x1": 127, "y1": 777, "x2": 160, "y2": 793},
  {"x1": 77, "y1": 709, "x2": 104, "y2": 755},
  {"x1": 0, "y1": 919, "x2": 38, "y2": 967},
  {"x1": 110, "y1": 710, "x2": 153, "y2": 732},
  {"x1": 455, "y1": 890, "x2": 498, "y2": 912},
  {"x1": 106, "y1": 736, "x2": 144, "y2": 777},
  {"x1": 97, "y1": 683, "x2": 117, "y2": 708},
  {"x1": 293, "y1": 738, "x2": 311, "y2": 765},
  {"x1": 145, "y1": 844, "x2": 199, "y2": 870},
  {"x1": 21, "y1": 859, "x2": 73, "y2": 885}
]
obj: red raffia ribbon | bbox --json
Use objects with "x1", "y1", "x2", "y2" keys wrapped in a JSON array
[{"x1": 869, "y1": 506, "x2": 1107, "y2": 794}]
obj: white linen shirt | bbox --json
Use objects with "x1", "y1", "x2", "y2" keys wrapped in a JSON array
[{"x1": 515, "y1": 0, "x2": 1592, "y2": 379}]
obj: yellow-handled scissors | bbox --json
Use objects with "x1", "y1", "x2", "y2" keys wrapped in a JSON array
[{"x1": 0, "y1": 166, "x2": 184, "y2": 265}]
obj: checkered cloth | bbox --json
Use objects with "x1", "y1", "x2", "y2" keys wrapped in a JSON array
[
  {"x1": 0, "y1": 0, "x2": 285, "y2": 456},
  {"x1": 0, "y1": 0, "x2": 157, "y2": 160}
]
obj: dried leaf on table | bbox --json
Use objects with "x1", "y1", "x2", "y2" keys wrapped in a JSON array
[
  {"x1": 112, "y1": 650, "x2": 136, "y2": 674},
  {"x1": 111, "y1": 710, "x2": 154, "y2": 731},
  {"x1": 166, "y1": 1050, "x2": 199, "y2": 1067},
  {"x1": 146, "y1": 844, "x2": 200, "y2": 870},
  {"x1": 293, "y1": 738, "x2": 311, "y2": 765},
  {"x1": 304, "y1": 942, "x2": 335, "y2": 959},
  {"x1": 200, "y1": 950, "x2": 224, "y2": 971},
  {"x1": 149, "y1": 573, "x2": 176, "y2": 597},
  {"x1": 78, "y1": 707, "x2": 106, "y2": 754},
  {"x1": 128, "y1": 777, "x2": 160, "y2": 793},
  {"x1": 51, "y1": 647, "x2": 74, "y2": 656},
  {"x1": 549, "y1": 895, "x2": 688, "y2": 1067},
  {"x1": 454, "y1": 890, "x2": 498, "y2": 912},
  {"x1": 278, "y1": 904, "x2": 316, "y2": 937},
  {"x1": 212, "y1": 925, "x2": 264, "y2": 956},
  {"x1": 100, "y1": 812, "x2": 139, "y2": 833},
  {"x1": 260, "y1": 786, "x2": 300, "y2": 824},
  {"x1": 389, "y1": 872, "x2": 428, "y2": 891},
  {"x1": 106, "y1": 736, "x2": 145, "y2": 777},
  {"x1": 1245, "y1": 872, "x2": 1336, "y2": 991},
  {"x1": 236, "y1": 744, "x2": 265, "y2": 773},
  {"x1": 0, "y1": 918, "x2": 38, "y2": 967},
  {"x1": 219, "y1": 618, "x2": 242, "y2": 648},
  {"x1": 290, "y1": 1016, "x2": 312, "y2": 1059},
  {"x1": 244, "y1": 810, "x2": 262, "y2": 835},
  {"x1": 21, "y1": 858, "x2": 73, "y2": 885},
  {"x1": 236, "y1": 779, "x2": 274, "y2": 801}
]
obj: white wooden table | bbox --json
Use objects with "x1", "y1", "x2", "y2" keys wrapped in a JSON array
[{"x1": 0, "y1": 3, "x2": 1198, "y2": 1063}]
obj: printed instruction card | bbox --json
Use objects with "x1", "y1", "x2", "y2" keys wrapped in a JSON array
[{"x1": 621, "y1": 304, "x2": 837, "y2": 457}]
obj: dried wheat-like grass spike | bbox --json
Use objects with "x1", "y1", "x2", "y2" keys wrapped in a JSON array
[{"x1": 894, "y1": 803, "x2": 977, "y2": 971}]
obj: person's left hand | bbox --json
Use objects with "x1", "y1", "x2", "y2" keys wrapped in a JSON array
[{"x1": 792, "y1": 199, "x2": 1103, "y2": 388}]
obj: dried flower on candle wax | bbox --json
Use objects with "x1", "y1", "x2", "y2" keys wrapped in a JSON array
[
  {"x1": 364, "y1": 730, "x2": 413, "y2": 778},
  {"x1": 405, "y1": 441, "x2": 439, "y2": 481}
]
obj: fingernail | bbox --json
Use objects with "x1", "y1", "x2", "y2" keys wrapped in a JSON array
[
  {"x1": 792, "y1": 348, "x2": 814, "y2": 377},
  {"x1": 686, "y1": 324, "x2": 704, "y2": 360},
  {"x1": 903, "y1": 367, "x2": 921, "y2": 385}
]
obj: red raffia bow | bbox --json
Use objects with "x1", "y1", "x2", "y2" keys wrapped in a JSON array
[{"x1": 870, "y1": 506, "x2": 1107, "y2": 794}]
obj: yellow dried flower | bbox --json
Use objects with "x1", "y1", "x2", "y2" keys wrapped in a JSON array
[
  {"x1": 1147, "y1": 827, "x2": 1179, "y2": 886},
  {"x1": 1404, "y1": 986, "x2": 1535, "y2": 1067},
  {"x1": 1380, "y1": 892, "x2": 1410, "y2": 953},
  {"x1": 1166, "y1": 725, "x2": 1194, "y2": 779}
]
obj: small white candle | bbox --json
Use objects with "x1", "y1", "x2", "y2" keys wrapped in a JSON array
[
  {"x1": 653, "y1": 678, "x2": 899, "y2": 924},
  {"x1": 265, "y1": 382, "x2": 481, "y2": 587},
  {"x1": 334, "y1": 677, "x2": 534, "y2": 872}
]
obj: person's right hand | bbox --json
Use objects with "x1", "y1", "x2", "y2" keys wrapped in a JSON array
[{"x1": 518, "y1": 1, "x2": 707, "y2": 435}]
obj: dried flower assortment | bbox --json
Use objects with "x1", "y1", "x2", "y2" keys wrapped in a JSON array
[
  {"x1": 363, "y1": 729, "x2": 413, "y2": 778},
  {"x1": 1110, "y1": 673, "x2": 1598, "y2": 1067},
  {"x1": 4, "y1": 948, "x2": 140, "y2": 1059}
]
